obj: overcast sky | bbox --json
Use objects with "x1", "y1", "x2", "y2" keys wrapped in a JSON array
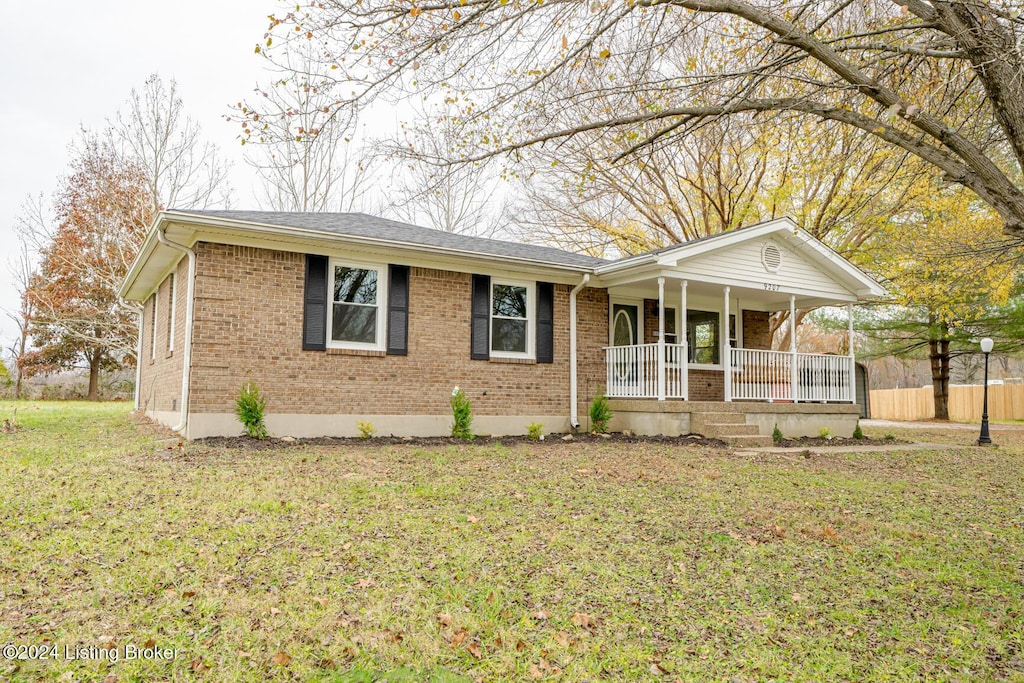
[{"x1": 0, "y1": 0, "x2": 286, "y2": 344}]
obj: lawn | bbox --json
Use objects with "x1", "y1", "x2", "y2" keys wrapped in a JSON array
[{"x1": 1, "y1": 402, "x2": 1022, "y2": 682}]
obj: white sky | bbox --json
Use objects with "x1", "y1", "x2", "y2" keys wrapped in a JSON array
[{"x1": 0, "y1": 0, "x2": 284, "y2": 344}]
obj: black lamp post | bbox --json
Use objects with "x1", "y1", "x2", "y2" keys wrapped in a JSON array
[{"x1": 978, "y1": 337, "x2": 994, "y2": 446}]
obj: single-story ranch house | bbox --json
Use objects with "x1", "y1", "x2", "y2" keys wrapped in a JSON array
[{"x1": 118, "y1": 211, "x2": 885, "y2": 444}]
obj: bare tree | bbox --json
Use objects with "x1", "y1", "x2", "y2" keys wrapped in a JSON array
[
  {"x1": 6, "y1": 240, "x2": 37, "y2": 399},
  {"x1": 233, "y1": 44, "x2": 377, "y2": 213},
  {"x1": 247, "y1": 0, "x2": 1024, "y2": 242},
  {"x1": 111, "y1": 74, "x2": 232, "y2": 213},
  {"x1": 383, "y1": 109, "x2": 505, "y2": 234}
]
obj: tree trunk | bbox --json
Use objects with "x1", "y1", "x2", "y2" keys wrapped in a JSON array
[
  {"x1": 87, "y1": 355, "x2": 101, "y2": 401},
  {"x1": 13, "y1": 320, "x2": 28, "y2": 400},
  {"x1": 929, "y1": 337, "x2": 951, "y2": 421},
  {"x1": 771, "y1": 308, "x2": 808, "y2": 350}
]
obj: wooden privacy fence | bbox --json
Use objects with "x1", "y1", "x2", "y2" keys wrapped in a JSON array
[{"x1": 869, "y1": 384, "x2": 1024, "y2": 422}]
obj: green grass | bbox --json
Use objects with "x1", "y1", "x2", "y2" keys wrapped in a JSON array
[{"x1": 1, "y1": 402, "x2": 1023, "y2": 681}]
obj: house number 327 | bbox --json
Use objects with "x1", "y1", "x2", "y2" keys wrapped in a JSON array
[{"x1": 763, "y1": 283, "x2": 781, "y2": 291}]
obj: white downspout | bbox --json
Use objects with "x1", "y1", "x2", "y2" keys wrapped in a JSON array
[
  {"x1": 119, "y1": 296, "x2": 144, "y2": 411},
  {"x1": 156, "y1": 228, "x2": 196, "y2": 435},
  {"x1": 569, "y1": 274, "x2": 591, "y2": 430}
]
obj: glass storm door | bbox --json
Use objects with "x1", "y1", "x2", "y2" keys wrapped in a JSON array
[
  {"x1": 612, "y1": 303, "x2": 639, "y2": 346},
  {"x1": 611, "y1": 303, "x2": 639, "y2": 383}
]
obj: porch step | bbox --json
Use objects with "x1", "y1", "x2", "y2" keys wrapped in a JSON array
[
  {"x1": 690, "y1": 411, "x2": 770, "y2": 446},
  {"x1": 701, "y1": 423, "x2": 761, "y2": 437},
  {"x1": 691, "y1": 411, "x2": 747, "y2": 426}
]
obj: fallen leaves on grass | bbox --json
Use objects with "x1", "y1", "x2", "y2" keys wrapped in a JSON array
[
  {"x1": 271, "y1": 651, "x2": 292, "y2": 666},
  {"x1": 571, "y1": 612, "x2": 596, "y2": 630}
]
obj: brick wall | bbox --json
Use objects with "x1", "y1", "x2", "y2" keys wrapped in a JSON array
[
  {"x1": 688, "y1": 369, "x2": 725, "y2": 401},
  {"x1": 742, "y1": 310, "x2": 771, "y2": 350},
  {"x1": 185, "y1": 243, "x2": 610, "y2": 420},
  {"x1": 137, "y1": 258, "x2": 188, "y2": 415},
  {"x1": 575, "y1": 287, "x2": 609, "y2": 421}
]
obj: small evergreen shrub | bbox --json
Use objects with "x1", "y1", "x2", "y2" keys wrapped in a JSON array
[
  {"x1": 357, "y1": 421, "x2": 376, "y2": 440},
  {"x1": 818, "y1": 427, "x2": 833, "y2": 440},
  {"x1": 884, "y1": 432, "x2": 896, "y2": 441},
  {"x1": 527, "y1": 422, "x2": 544, "y2": 441},
  {"x1": 772, "y1": 424, "x2": 784, "y2": 444},
  {"x1": 450, "y1": 387, "x2": 474, "y2": 440},
  {"x1": 853, "y1": 423, "x2": 864, "y2": 440},
  {"x1": 589, "y1": 393, "x2": 612, "y2": 434},
  {"x1": 236, "y1": 383, "x2": 269, "y2": 439}
]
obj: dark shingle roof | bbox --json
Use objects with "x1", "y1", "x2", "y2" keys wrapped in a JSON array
[{"x1": 178, "y1": 211, "x2": 609, "y2": 269}]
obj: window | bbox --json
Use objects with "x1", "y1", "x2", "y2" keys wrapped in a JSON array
[
  {"x1": 685, "y1": 311, "x2": 738, "y2": 365},
  {"x1": 328, "y1": 262, "x2": 386, "y2": 349},
  {"x1": 687, "y1": 310, "x2": 718, "y2": 364},
  {"x1": 167, "y1": 273, "x2": 176, "y2": 352},
  {"x1": 656, "y1": 307, "x2": 678, "y2": 344},
  {"x1": 491, "y1": 282, "x2": 532, "y2": 356}
]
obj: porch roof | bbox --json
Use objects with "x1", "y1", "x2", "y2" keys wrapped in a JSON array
[{"x1": 593, "y1": 218, "x2": 886, "y2": 310}]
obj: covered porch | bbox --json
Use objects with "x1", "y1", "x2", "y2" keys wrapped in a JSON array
[
  {"x1": 591, "y1": 221, "x2": 884, "y2": 410},
  {"x1": 602, "y1": 275, "x2": 858, "y2": 404}
]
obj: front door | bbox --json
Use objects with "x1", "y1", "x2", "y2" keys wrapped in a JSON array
[
  {"x1": 611, "y1": 303, "x2": 639, "y2": 346},
  {"x1": 611, "y1": 303, "x2": 640, "y2": 387}
]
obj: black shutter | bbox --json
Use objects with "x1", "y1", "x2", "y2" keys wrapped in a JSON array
[
  {"x1": 387, "y1": 265, "x2": 409, "y2": 355},
  {"x1": 536, "y1": 282, "x2": 554, "y2": 363},
  {"x1": 303, "y1": 255, "x2": 328, "y2": 350},
  {"x1": 471, "y1": 274, "x2": 490, "y2": 360}
]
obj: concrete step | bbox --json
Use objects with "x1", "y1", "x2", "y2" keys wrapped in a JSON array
[
  {"x1": 722, "y1": 434, "x2": 775, "y2": 448},
  {"x1": 700, "y1": 423, "x2": 761, "y2": 437},
  {"x1": 691, "y1": 411, "x2": 747, "y2": 426}
]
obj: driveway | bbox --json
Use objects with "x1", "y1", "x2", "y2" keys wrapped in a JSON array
[{"x1": 861, "y1": 418, "x2": 1024, "y2": 431}]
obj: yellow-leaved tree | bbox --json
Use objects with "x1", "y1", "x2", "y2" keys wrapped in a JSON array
[{"x1": 861, "y1": 184, "x2": 1021, "y2": 419}]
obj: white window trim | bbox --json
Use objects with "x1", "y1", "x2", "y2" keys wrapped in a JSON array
[
  {"x1": 168, "y1": 273, "x2": 176, "y2": 353},
  {"x1": 326, "y1": 258, "x2": 387, "y2": 351},
  {"x1": 686, "y1": 308, "x2": 723, "y2": 370},
  {"x1": 490, "y1": 278, "x2": 535, "y2": 359},
  {"x1": 150, "y1": 292, "x2": 158, "y2": 361},
  {"x1": 684, "y1": 309, "x2": 741, "y2": 371}
]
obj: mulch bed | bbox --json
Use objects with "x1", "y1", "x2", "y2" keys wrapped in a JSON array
[
  {"x1": 776, "y1": 436, "x2": 909, "y2": 447},
  {"x1": 195, "y1": 432, "x2": 730, "y2": 451}
]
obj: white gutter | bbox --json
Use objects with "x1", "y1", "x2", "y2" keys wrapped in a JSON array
[
  {"x1": 156, "y1": 227, "x2": 196, "y2": 435},
  {"x1": 118, "y1": 296, "x2": 144, "y2": 411},
  {"x1": 569, "y1": 273, "x2": 591, "y2": 430}
]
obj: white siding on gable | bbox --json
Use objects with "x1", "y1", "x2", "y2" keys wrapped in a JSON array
[{"x1": 673, "y1": 239, "x2": 850, "y2": 297}]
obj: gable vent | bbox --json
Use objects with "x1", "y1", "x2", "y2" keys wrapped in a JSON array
[{"x1": 761, "y1": 242, "x2": 783, "y2": 273}]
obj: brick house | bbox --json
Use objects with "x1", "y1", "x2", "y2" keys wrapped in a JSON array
[{"x1": 118, "y1": 211, "x2": 884, "y2": 442}]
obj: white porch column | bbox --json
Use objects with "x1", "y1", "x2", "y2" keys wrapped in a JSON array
[
  {"x1": 681, "y1": 280, "x2": 689, "y2": 401},
  {"x1": 789, "y1": 294, "x2": 798, "y2": 402},
  {"x1": 847, "y1": 302, "x2": 856, "y2": 404},
  {"x1": 657, "y1": 277, "x2": 666, "y2": 401},
  {"x1": 723, "y1": 286, "x2": 731, "y2": 402}
]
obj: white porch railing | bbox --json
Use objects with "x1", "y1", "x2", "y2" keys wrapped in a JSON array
[
  {"x1": 605, "y1": 343, "x2": 687, "y2": 399},
  {"x1": 604, "y1": 344, "x2": 855, "y2": 403},
  {"x1": 729, "y1": 348, "x2": 854, "y2": 402}
]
